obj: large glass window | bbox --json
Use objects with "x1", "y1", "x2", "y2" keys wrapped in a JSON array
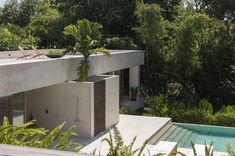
[{"x1": 12, "y1": 93, "x2": 24, "y2": 125}]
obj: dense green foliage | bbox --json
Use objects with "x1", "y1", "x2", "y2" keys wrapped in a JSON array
[
  {"x1": 185, "y1": 0, "x2": 235, "y2": 23},
  {"x1": 144, "y1": 0, "x2": 182, "y2": 21},
  {"x1": 0, "y1": 24, "x2": 35, "y2": 50},
  {"x1": 144, "y1": 94, "x2": 235, "y2": 127},
  {"x1": 136, "y1": 3, "x2": 174, "y2": 96},
  {"x1": 56, "y1": 0, "x2": 138, "y2": 37},
  {"x1": 29, "y1": 0, "x2": 63, "y2": 48},
  {"x1": 0, "y1": 117, "x2": 80, "y2": 151},
  {"x1": 136, "y1": 1, "x2": 235, "y2": 113}
]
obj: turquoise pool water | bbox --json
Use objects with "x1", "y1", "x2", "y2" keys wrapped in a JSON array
[{"x1": 154, "y1": 123, "x2": 235, "y2": 152}]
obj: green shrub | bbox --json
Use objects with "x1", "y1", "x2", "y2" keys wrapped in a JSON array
[
  {"x1": 0, "y1": 117, "x2": 80, "y2": 152},
  {"x1": 145, "y1": 95, "x2": 218, "y2": 125},
  {"x1": 173, "y1": 109, "x2": 214, "y2": 125},
  {"x1": 103, "y1": 36, "x2": 138, "y2": 50},
  {"x1": 213, "y1": 105, "x2": 235, "y2": 126},
  {"x1": 47, "y1": 50, "x2": 64, "y2": 55},
  {"x1": 215, "y1": 112, "x2": 235, "y2": 127},
  {"x1": 147, "y1": 94, "x2": 170, "y2": 117},
  {"x1": 219, "y1": 105, "x2": 235, "y2": 113},
  {"x1": 198, "y1": 99, "x2": 213, "y2": 114},
  {"x1": 144, "y1": 94, "x2": 235, "y2": 127}
]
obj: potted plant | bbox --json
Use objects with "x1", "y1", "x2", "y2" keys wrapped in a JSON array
[
  {"x1": 46, "y1": 50, "x2": 64, "y2": 58},
  {"x1": 63, "y1": 19, "x2": 111, "y2": 81},
  {"x1": 62, "y1": 20, "x2": 118, "y2": 136}
]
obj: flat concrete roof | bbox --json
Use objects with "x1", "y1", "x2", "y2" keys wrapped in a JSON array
[
  {"x1": 0, "y1": 50, "x2": 144, "y2": 97},
  {"x1": 77, "y1": 115, "x2": 171, "y2": 155},
  {"x1": 0, "y1": 50, "x2": 142, "y2": 65}
]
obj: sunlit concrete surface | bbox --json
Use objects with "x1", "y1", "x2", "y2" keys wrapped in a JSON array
[
  {"x1": 0, "y1": 50, "x2": 144, "y2": 97},
  {"x1": 77, "y1": 115, "x2": 171, "y2": 155},
  {"x1": 144, "y1": 145, "x2": 229, "y2": 156}
]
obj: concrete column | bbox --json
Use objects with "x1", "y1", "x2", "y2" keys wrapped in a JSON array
[{"x1": 129, "y1": 66, "x2": 140, "y2": 88}]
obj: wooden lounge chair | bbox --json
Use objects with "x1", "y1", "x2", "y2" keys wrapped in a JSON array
[
  {"x1": 32, "y1": 45, "x2": 45, "y2": 58},
  {"x1": 17, "y1": 46, "x2": 32, "y2": 59}
]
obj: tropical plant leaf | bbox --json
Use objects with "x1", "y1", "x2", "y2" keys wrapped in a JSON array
[
  {"x1": 63, "y1": 19, "x2": 111, "y2": 81},
  {"x1": 0, "y1": 117, "x2": 80, "y2": 152},
  {"x1": 191, "y1": 141, "x2": 197, "y2": 156}
]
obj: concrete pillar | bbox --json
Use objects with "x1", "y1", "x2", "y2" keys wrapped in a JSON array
[{"x1": 129, "y1": 66, "x2": 140, "y2": 88}]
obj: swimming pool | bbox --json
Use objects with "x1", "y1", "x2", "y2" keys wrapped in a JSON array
[{"x1": 154, "y1": 123, "x2": 235, "y2": 152}]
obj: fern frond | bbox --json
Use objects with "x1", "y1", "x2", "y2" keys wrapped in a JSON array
[
  {"x1": 112, "y1": 127, "x2": 124, "y2": 148},
  {"x1": 128, "y1": 136, "x2": 137, "y2": 153},
  {"x1": 138, "y1": 139, "x2": 148, "y2": 156},
  {"x1": 191, "y1": 141, "x2": 197, "y2": 156}
]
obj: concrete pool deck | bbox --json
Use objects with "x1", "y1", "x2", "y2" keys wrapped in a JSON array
[
  {"x1": 76, "y1": 114, "x2": 171, "y2": 155},
  {"x1": 144, "y1": 145, "x2": 229, "y2": 156}
]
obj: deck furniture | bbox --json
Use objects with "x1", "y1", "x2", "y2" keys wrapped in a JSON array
[
  {"x1": 150, "y1": 141, "x2": 177, "y2": 155},
  {"x1": 32, "y1": 45, "x2": 45, "y2": 58},
  {"x1": 17, "y1": 46, "x2": 32, "y2": 59}
]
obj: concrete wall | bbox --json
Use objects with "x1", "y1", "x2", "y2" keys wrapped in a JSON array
[
  {"x1": 0, "y1": 50, "x2": 144, "y2": 97},
  {"x1": 105, "y1": 76, "x2": 119, "y2": 128},
  {"x1": 25, "y1": 82, "x2": 94, "y2": 137},
  {"x1": 25, "y1": 75, "x2": 119, "y2": 137}
]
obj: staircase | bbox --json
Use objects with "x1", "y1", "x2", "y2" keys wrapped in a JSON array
[{"x1": 156, "y1": 125, "x2": 198, "y2": 148}]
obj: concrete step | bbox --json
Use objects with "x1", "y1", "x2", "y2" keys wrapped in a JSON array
[
  {"x1": 157, "y1": 125, "x2": 178, "y2": 141},
  {"x1": 166, "y1": 127, "x2": 184, "y2": 141}
]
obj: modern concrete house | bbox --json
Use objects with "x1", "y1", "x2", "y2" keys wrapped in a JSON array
[
  {"x1": 0, "y1": 50, "x2": 229, "y2": 156},
  {"x1": 0, "y1": 49, "x2": 144, "y2": 137}
]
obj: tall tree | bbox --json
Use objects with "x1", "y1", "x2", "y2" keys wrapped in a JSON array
[
  {"x1": 144, "y1": 0, "x2": 182, "y2": 21},
  {"x1": 175, "y1": 13, "x2": 235, "y2": 108},
  {"x1": 185, "y1": 0, "x2": 235, "y2": 24},
  {"x1": 0, "y1": 0, "x2": 19, "y2": 25},
  {"x1": 136, "y1": 3, "x2": 175, "y2": 95},
  {"x1": 18, "y1": 0, "x2": 39, "y2": 27},
  {"x1": 56, "y1": 0, "x2": 138, "y2": 37},
  {"x1": 29, "y1": 0, "x2": 64, "y2": 48}
]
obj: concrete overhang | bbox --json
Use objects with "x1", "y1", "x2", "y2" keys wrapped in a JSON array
[{"x1": 0, "y1": 50, "x2": 144, "y2": 97}]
